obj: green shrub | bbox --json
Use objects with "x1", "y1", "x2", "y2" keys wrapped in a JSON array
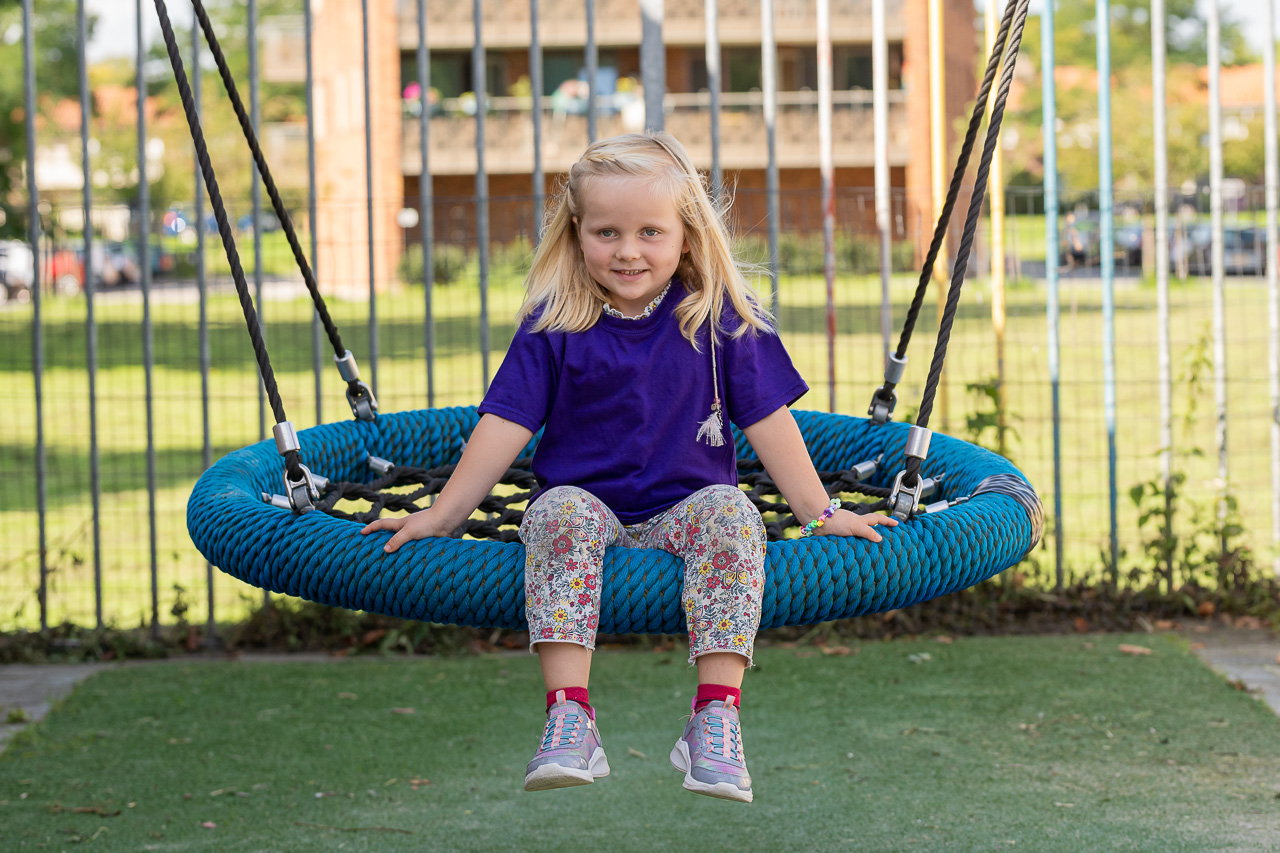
[{"x1": 398, "y1": 243, "x2": 469, "y2": 285}]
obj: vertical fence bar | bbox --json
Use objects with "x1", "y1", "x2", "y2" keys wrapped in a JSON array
[
  {"x1": 418, "y1": 0, "x2": 436, "y2": 405},
  {"x1": 362, "y1": 0, "x2": 379, "y2": 396},
  {"x1": 705, "y1": 0, "x2": 722, "y2": 200},
  {"x1": 249, "y1": 0, "x2": 266, "y2": 440},
  {"x1": 137, "y1": 0, "x2": 160, "y2": 634},
  {"x1": 641, "y1": 0, "x2": 664, "y2": 132},
  {"x1": 22, "y1": 0, "x2": 48, "y2": 632},
  {"x1": 305, "y1": 0, "x2": 322, "y2": 425},
  {"x1": 818, "y1": 0, "x2": 836, "y2": 411},
  {"x1": 1041, "y1": 0, "x2": 1063, "y2": 590},
  {"x1": 986, "y1": 0, "x2": 1007, "y2": 457},
  {"x1": 193, "y1": 12, "x2": 216, "y2": 643},
  {"x1": 1152, "y1": 0, "x2": 1174, "y2": 590},
  {"x1": 474, "y1": 0, "x2": 491, "y2": 389},
  {"x1": 530, "y1": 0, "x2": 545, "y2": 234},
  {"x1": 1208, "y1": 1, "x2": 1228, "y2": 557},
  {"x1": 1265, "y1": 0, "x2": 1280, "y2": 574},
  {"x1": 586, "y1": 0, "x2": 598, "y2": 142},
  {"x1": 1096, "y1": 0, "x2": 1118, "y2": 582},
  {"x1": 77, "y1": 0, "x2": 103, "y2": 629},
  {"x1": 872, "y1": 0, "x2": 891, "y2": 367},
  {"x1": 761, "y1": 0, "x2": 779, "y2": 318},
  {"x1": 928, "y1": 0, "x2": 949, "y2": 430}
]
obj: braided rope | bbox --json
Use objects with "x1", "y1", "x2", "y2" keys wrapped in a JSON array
[
  {"x1": 904, "y1": 0, "x2": 1031, "y2": 489},
  {"x1": 153, "y1": 0, "x2": 305, "y2": 483}
]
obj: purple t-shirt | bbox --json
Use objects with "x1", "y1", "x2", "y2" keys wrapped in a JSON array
[{"x1": 478, "y1": 287, "x2": 809, "y2": 524}]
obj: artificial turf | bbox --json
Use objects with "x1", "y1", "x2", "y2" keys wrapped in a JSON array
[{"x1": 1, "y1": 633, "x2": 1278, "y2": 852}]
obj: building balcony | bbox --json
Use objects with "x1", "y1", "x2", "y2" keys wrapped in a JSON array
[
  {"x1": 396, "y1": 0, "x2": 906, "y2": 50},
  {"x1": 402, "y1": 90, "x2": 908, "y2": 176}
]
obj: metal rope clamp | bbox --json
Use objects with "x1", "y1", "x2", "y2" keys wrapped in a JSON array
[
  {"x1": 335, "y1": 350, "x2": 378, "y2": 422},
  {"x1": 273, "y1": 421, "x2": 320, "y2": 513},
  {"x1": 887, "y1": 425, "x2": 932, "y2": 521},
  {"x1": 867, "y1": 353, "x2": 908, "y2": 425}
]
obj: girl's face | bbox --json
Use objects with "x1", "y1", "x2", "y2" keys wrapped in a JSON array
[{"x1": 575, "y1": 174, "x2": 689, "y2": 316}]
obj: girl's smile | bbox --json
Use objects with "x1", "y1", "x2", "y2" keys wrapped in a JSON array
[{"x1": 574, "y1": 175, "x2": 689, "y2": 316}]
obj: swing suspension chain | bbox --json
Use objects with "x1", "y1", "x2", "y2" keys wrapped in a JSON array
[
  {"x1": 901, "y1": 0, "x2": 1032, "y2": 492},
  {"x1": 153, "y1": 0, "x2": 312, "y2": 485},
  {"x1": 178, "y1": 0, "x2": 377, "y2": 419},
  {"x1": 877, "y1": 0, "x2": 1019, "y2": 397}
]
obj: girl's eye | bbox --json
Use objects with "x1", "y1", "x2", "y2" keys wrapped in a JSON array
[
  {"x1": 643, "y1": 228, "x2": 660, "y2": 237},
  {"x1": 598, "y1": 229, "x2": 615, "y2": 238}
]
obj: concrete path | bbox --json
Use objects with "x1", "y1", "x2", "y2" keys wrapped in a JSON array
[{"x1": 2, "y1": 629, "x2": 1278, "y2": 754}]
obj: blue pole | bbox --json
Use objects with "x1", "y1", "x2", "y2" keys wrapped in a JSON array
[
  {"x1": 1041, "y1": 0, "x2": 1063, "y2": 590},
  {"x1": 1096, "y1": 0, "x2": 1118, "y2": 582}
]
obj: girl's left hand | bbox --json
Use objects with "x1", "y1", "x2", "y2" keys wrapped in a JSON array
[{"x1": 812, "y1": 509, "x2": 898, "y2": 543}]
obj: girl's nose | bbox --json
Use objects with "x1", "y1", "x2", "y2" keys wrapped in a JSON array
[{"x1": 615, "y1": 239, "x2": 640, "y2": 260}]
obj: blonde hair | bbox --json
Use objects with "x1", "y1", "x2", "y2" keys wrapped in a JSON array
[{"x1": 517, "y1": 131, "x2": 771, "y2": 348}]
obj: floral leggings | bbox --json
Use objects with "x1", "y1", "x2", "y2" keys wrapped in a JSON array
[{"x1": 519, "y1": 485, "x2": 767, "y2": 665}]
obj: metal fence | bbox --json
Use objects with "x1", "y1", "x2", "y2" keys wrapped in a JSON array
[{"x1": 3, "y1": 0, "x2": 1279, "y2": 636}]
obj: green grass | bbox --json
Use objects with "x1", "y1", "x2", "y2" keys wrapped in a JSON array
[
  {"x1": 2, "y1": 635, "x2": 1279, "y2": 851},
  {"x1": 2, "y1": 267, "x2": 1278, "y2": 629}
]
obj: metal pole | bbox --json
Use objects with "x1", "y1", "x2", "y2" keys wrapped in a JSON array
[
  {"x1": 530, "y1": 0, "x2": 545, "y2": 235},
  {"x1": 586, "y1": 0, "x2": 598, "y2": 142},
  {"x1": 1097, "y1": 0, "x2": 1118, "y2": 582},
  {"x1": 77, "y1": 0, "x2": 103, "y2": 629},
  {"x1": 137, "y1": 0, "x2": 159, "y2": 635},
  {"x1": 1153, "y1": 0, "x2": 1174, "y2": 590},
  {"x1": 1265, "y1": 0, "x2": 1280, "y2": 575},
  {"x1": 249, "y1": 0, "x2": 266, "y2": 440},
  {"x1": 305, "y1": 0, "x2": 321, "y2": 426},
  {"x1": 418, "y1": 0, "x2": 436, "y2": 405},
  {"x1": 928, "y1": 0, "x2": 949, "y2": 430},
  {"x1": 193, "y1": 10, "x2": 215, "y2": 645},
  {"x1": 1208, "y1": 1, "x2": 1228, "y2": 558},
  {"x1": 762, "y1": 0, "x2": 780, "y2": 318},
  {"x1": 986, "y1": 0, "x2": 1007, "y2": 457},
  {"x1": 1041, "y1": 0, "x2": 1064, "y2": 590},
  {"x1": 23, "y1": 0, "x2": 48, "y2": 633},
  {"x1": 706, "y1": 0, "x2": 722, "y2": 200},
  {"x1": 873, "y1": 0, "x2": 892, "y2": 368},
  {"x1": 474, "y1": 0, "x2": 491, "y2": 389},
  {"x1": 362, "y1": 0, "x2": 379, "y2": 396},
  {"x1": 641, "y1": 0, "x2": 664, "y2": 132},
  {"x1": 818, "y1": 0, "x2": 836, "y2": 411}
]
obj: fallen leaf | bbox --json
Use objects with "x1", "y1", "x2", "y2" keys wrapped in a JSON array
[
  {"x1": 1155, "y1": 620, "x2": 1176, "y2": 630},
  {"x1": 1198, "y1": 601, "x2": 1216, "y2": 618},
  {"x1": 167, "y1": 737, "x2": 191, "y2": 745},
  {"x1": 361, "y1": 629, "x2": 387, "y2": 647},
  {"x1": 1054, "y1": 802, "x2": 1076, "y2": 808},
  {"x1": 627, "y1": 747, "x2": 648, "y2": 759},
  {"x1": 1073, "y1": 617, "x2": 1089, "y2": 634},
  {"x1": 391, "y1": 708, "x2": 415, "y2": 715},
  {"x1": 907, "y1": 652, "x2": 932, "y2": 664},
  {"x1": 201, "y1": 822, "x2": 216, "y2": 829},
  {"x1": 337, "y1": 692, "x2": 357, "y2": 700},
  {"x1": 1118, "y1": 644, "x2": 1152, "y2": 656},
  {"x1": 821, "y1": 645, "x2": 854, "y2": 656},
  {"x1": 1189, "y1": 642, "x2": 1205, "y2": 651},
  {"x1": 935, "y1": 635, "x2": 953, "y2": 644}
]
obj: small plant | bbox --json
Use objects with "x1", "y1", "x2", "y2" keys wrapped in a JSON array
[
  {"x1": 962, "y1": 375, "x2": 1018, "y2": 461},
  {"x1": 6, "y1": 707, "x2": 31, "y2": 724}
]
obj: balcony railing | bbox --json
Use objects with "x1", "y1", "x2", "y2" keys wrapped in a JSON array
[
  {"x1": 395, "y1": 0, "x2": 906, "y2": 49},
  {"x1": 403, "y1": 90, "x2": 908, "y2": 176}
]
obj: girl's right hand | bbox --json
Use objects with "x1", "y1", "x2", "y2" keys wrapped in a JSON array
[{"x1": 360, "y1": 509, "x2": 456, "y2": 553}]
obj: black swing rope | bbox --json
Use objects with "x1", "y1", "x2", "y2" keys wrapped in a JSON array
[{"x1": 156, "y1": 0, "x2": 1028, "y2": 531}]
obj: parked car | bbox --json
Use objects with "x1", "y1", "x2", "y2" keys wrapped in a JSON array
[
  {"x1": 1059, "y1": 213, "x2": 1142, "y2": 268},
  {"x1": 1170, "y1": 224, "x2": 1268, "y2": 276},
  {"x1": 0, "y1": 239, "x2": 83, "y2": 302}
]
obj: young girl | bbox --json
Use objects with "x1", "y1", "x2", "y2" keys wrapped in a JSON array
[{"x1": 361, "y1": 131, "x2": 896, "y2": 803}]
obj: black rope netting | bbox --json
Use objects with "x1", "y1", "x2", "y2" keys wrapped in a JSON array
[{"x1": 316, "y1": 461, "x2": 918, "y2": 542}]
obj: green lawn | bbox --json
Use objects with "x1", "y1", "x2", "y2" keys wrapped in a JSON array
[
  {"x1": 2, "y1": 635, "x2": 1278, "y2": 851},
  {"x1": 2, "y1": 266, "x2": 1278, "y2": 630}
]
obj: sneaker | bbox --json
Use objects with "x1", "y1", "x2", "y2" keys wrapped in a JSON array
[
  {"x1": 523, "y1": 689, "x2": 610, "y2": 791},
  {"x1": 669, "y1": 696, "x2": 753, "y2": 803}
]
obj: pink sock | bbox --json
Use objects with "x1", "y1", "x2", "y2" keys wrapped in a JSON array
[
  {"x1": 694, "y1": 683, "x2": 741, "y2": 713},
  {"x1": 546, "y1": 687, "x2": 594, "y2": 719}
]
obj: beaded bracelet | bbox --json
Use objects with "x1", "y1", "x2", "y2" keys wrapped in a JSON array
[{"x1": 799, "y1": 498, "x2": 842, "y2": 537}]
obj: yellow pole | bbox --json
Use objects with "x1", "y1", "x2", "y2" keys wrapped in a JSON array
[
  {"x1": 986, "y1": 0, "x2": 1007, "y2": 455},
  {"x1": 928, "y1": 0, "x2": 949, "y2": 430}
]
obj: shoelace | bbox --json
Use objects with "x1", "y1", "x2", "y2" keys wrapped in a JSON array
[
  {"x1": 700, "y1": 710, "x2": 743, "y2": 762},
  {"x1": 540, "y1": 711, "x2": 582, "y2": 751}
]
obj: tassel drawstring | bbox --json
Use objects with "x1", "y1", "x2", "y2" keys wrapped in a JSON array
[{"x1": 697, "y1": 331, "x2": 725, "y2": 447}]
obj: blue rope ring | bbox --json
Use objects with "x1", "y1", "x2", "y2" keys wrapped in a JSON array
[{"x1": 188, "y1": 407, "x2": 1043, "y2": 632}]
